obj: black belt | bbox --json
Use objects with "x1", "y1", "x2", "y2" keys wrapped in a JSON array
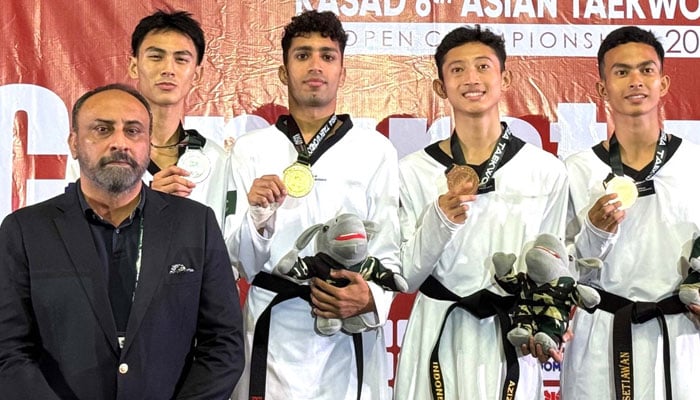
[
  {"x1": 591, "y1": 289, "x2": 686, "y2": 400},
  {"x1": 249, "y1": 272, "x2": 363, "y2": 400},
  {"x1": 419, "y1": 276, "x2": 519, "y2": 400}
]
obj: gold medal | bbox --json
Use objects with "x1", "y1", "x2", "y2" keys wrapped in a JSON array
[
  {"x1": 605, "y1": 175, "x2": 638, "y2": 210},
  {"x1": 283, "y1": 162, "x2": 314, "y2": 198},
  {"x1": 446, "y1": 165, "x2": 479, "y2": 194}
]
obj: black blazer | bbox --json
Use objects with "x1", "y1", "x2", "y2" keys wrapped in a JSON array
[{"x1": 0, "y1": 183, "x2": 244, "y2": 399}]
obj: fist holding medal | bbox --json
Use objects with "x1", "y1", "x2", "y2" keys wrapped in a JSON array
[
  {"x1": 177, "y1": 148, "x2": 211, "y2": 184},
  {"x1": 446, "y1": 164, "x2": 479, "y2": 195},
  {"x1": 604, "y1": 175, "x2": 638, "y2": 210},
  {"x1": 588, "y1": 174, "x2": 636, "y2": 234},
  {"x1": 437, "y1": 164, "x2": 480, "y2": 225}
]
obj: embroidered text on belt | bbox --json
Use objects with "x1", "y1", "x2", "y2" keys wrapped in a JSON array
[
  {"x1": 248, "y1": 272, "x2": 363, "y2": 400},
  {"x1": 592, "y1": 290, "x2": 685, "y2": 400},
  {"x1": 419, "y1": 276, "x2": 518, "y2": 400}
]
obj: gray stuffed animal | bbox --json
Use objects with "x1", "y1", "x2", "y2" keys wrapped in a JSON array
[
  {"x1": 492, "y1": 233, "x2": 602, "y2": 355},
  {"x1": 273, "y1": 213, "x2": 408, "y2": 336}
]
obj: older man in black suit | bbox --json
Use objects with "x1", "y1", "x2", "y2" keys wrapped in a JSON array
[{"x1": 0, "y1": 83, "x2": 243, "y2": 399}]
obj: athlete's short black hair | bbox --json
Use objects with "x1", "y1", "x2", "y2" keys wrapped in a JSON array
[
  {"x1": 131, "y1": 10, "x2": 205, "y2": 65},
  {"x1": 597, "y1": 26, "x2": 664, "y2": 79},
  {"x1": 281, "y1": 10, "x2": 348, "y2": 65},
  {"x1": 435, "y1": 25, "x2": 506, "y2": 81}
]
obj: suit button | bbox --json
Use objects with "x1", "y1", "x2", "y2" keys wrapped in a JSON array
[{"x1": 119, "y1": 363, "x2": 129, "y2": 374}]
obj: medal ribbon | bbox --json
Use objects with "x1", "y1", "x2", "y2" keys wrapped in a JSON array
[
  {"x1": 450, "y1": 122, "x2": 512, "y2": 186},
  {"x1": 285, "y1": 114, "x2": 338, "y2": 165},
  {"x1": 608, "y1": 131, "x2": 668, "y2": 180},
  {"x1": 182, "y1": 129, "x2": 206, "y2": 150}
]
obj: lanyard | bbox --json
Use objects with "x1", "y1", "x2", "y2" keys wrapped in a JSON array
[
  {"x1": 119, "y1": 216, "x2": 143, "y2": 350},
  {"x1": 450, "y1": 122, "x2": 512, "y2": 186},
  {"x1": 608, "y1": 131, "x2": 668, "y2": 181},
  {"x1": 150, "y1": 126, "x2": 205, "y2": 151},
  {"x1": 285, "y1": 114, "x2": 338, "y2": 165},
  {"x1": 132, "y1": 216, "x2": 144, "y2": 303}
]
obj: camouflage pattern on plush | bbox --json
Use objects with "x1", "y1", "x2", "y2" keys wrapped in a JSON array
[
  {"x1": 493, "y1": 233, "x2": 602, "y2": 355},
  {"x1": 497, "y1": 272, "x2": 582, "y2": 344},
  {"x1": 679, "y1": 236, "x2": 700, "y2": 306}
]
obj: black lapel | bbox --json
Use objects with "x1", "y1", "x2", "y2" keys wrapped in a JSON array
[
  {"x1": 53, "y1": 188, "x2": 119, "y2": 355},
  {"x1": 122, "y1": 188, "x2": 173, "y2": 353}
]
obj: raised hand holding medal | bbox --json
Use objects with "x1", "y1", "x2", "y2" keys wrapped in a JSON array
[
  {"x1": 175, "y1": 130, "x2": 211, "y2": 184},
  {"x1": 445, "y1": 122, "x2": 512, "y2": 195},
  {"x1": 604, "y1": 175, "x2": 637, "y2": 210},
  {"x1": 446, "y1": 164, "x2": 479, "y2": 195},
  {"x1": 590, "y1": 132, "x2": 669, "y2": 232},
  {"x1": 438, "y1": 124, "x2": 512, "y2": 224},
  {"x1": 602, "y1": 131, "x2": 668, "y2": 211},
  {"x1": 177, "y1": 148, "x2": 211, "y2": 184}
]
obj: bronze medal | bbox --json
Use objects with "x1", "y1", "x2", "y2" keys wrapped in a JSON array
[
  {"x1": 446, "y1": 165, "x2": 479, "y2": 194},
  {"x1": 283, "y1": 162, "x2": 314, "y2": 198}
]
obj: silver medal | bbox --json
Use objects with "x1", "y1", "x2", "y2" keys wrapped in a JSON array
[{"x1": 177, "y1": 148, "x2": 211, "y2": 184}]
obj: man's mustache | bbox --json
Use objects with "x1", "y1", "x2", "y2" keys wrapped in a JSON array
[{"x1": 99, "y1": 152, "x2": 137, "y2": 168}]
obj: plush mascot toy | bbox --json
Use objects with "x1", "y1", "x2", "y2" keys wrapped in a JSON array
[
  {"x1": 679, "y1": 236, "x2": 700, "y2": 306},
  {"x1": 273, "y1": 213, "x2": 408, "y2": 336},
  {"x1": 492, "y1": 233, "x2": 602, "y2": 355}
]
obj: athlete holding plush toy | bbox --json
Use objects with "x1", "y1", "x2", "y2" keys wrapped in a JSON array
[{"x1": 492, "y1": 233, "x2": 601, "y2": 355}]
